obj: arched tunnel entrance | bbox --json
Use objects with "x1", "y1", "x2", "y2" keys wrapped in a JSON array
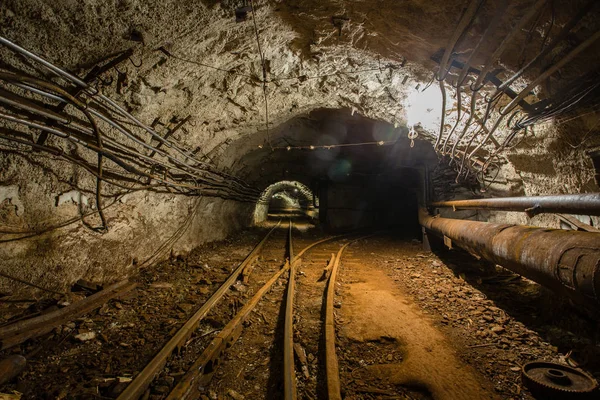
[{"x1": 253, "y1": 180, "x2": 318, "y2": 226}]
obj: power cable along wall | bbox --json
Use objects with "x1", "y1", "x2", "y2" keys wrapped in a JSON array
[
  {"x1": 429, "y1": 0, "x2": 600, "y2": 188},
  {"x1": 0, "y1": 36, "x2": 260, "y2": 233}
]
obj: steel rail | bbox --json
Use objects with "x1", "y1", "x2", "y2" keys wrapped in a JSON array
[
  {"x1": 419, "y1": 209, "x2": 600, "y2": 306},
  {"x1": 0, "y1": 280, "x2": 137, "y2": 350},
  {"x1": 166, "y1": 259, "x2": 293, "y2": 399},
  {"x1": 283, "y1": 220, "x2": 297, "y2": 400},
  {"x1": 324, "y1": 233, "x2": 377, "y2": 400},
  {"x1": 116, "y1": 221, "x2": 281, "y2": 400},
  {"x1": 430, "y1": 193, "x2": 600, "y2": 217},
  {"x1": 166, "y1": 230, "x2": 356, "y2": 399},
  {"x1": 324, "y1": 248, "x2": 342, "y2": 400}
]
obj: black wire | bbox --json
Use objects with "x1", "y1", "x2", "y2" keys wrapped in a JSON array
[
  {"x1": 250, "y1": 0, "x2": 272, "y2": 150},
  {"x1": 540, "y1": 0, "x2": 555, "y2": 52}
]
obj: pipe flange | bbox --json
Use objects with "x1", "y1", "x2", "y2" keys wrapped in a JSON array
[{"x1": 522, "y1": 361, "x2": 598, "y2": 399}]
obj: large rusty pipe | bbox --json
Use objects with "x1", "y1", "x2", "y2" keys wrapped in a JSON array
[
  {"x1": 430, "y1": 193, "x2": 600, "y2": 217},
  {"x1": 419, "y1": 209, "x2": 600, "y2": 307}
]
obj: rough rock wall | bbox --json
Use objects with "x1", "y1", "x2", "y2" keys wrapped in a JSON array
[{"x1": 0, "y1": 147, "x2": 252, "y2": 292}]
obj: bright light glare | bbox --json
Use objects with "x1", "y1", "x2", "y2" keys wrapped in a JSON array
[{"x1": 404, "y1": 85, "x2": 443, "y2": 132}]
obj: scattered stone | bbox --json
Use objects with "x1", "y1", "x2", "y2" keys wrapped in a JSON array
[
  {"x1": 0, "y1": 355, "x2": 27, "y2": 385},
  {"x1": 232, "y1": 281, "x2": 247, "y2": 293},
  {"x1": 199, "y1": 287, "x2": 210, "y2": 295},
  {"x1": 74, "y1": 331, "x2": 96, "y2": 342},
  {"x1": 227, "y1": 389, "x2": 244, "y2": 400},
  {"x1": 160, "y1": 376, "x2": 175, "y2": 387},
  {"x1": 178, "y1": 303, "x2": 194, "y2": 313},
  {"x1": 294, "y1": 343, "x2": 310, "y2": 379},
  {"x1": 153, "y1": 385, "x2": 170, "y2": 394},
  {"x1": 149, "y1": 282, "x2": 174, "y2": 289},
  {"x1": 110, "y1": 381, "x2": 129, "y2": 397},
  {"x1": 491, "y1": 326, "x2": 505, "y2": 334}
]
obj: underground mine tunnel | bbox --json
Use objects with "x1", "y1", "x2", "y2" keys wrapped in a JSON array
[{"x1": 1, "y1": 0, "x2": 600, "y2": 399}]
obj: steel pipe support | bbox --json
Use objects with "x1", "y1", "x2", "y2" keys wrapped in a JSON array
[
  {"x1": 419, "y1": 209, "x2": 600, "y2": 307},
  {"x1": 430, "y1": 193, "x2": 600, "y2": 217}
]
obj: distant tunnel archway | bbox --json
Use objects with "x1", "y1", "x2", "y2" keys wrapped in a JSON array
[{"x1": 253, "y1": 181, "x2": 318, "y2": 225}]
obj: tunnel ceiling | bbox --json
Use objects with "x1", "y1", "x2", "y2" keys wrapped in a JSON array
[{"x1": 1, "y1": 0, "x2": 600, "y2": 198}]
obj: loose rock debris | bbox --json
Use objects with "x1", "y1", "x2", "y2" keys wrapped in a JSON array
[{"x1": 0, "y1": 230, "x2": 598, "y2": 399}]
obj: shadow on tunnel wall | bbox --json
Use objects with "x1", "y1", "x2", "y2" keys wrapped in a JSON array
[{"x1": 428, "y1": 235, "x2": 600, "y2": 373}]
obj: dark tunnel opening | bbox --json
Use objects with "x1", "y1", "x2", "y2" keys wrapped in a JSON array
[
  {"x1": 317, "y1": 168, "x2": 421, "y2": 237},
  {"x1": 236, "y1": 108, "x2": 441, "y2": 236}
]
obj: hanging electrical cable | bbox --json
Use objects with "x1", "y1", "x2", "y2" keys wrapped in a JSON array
[
  {"x1": 249, "y1": 0, "x2": 273, "y2": 151},
  {"x1": 0, "y1": 37, "x2": 262, "y2": 218}
]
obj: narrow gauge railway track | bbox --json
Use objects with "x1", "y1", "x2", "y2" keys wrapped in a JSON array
[
  {"x1": 117, "y1": 221, "x2": 287, "y2": 399},
  {"x1": 118, "y1": 220, "x2": 372, "y2": 399},
  {"x1": 287, "y1": 233, "x2": 375, "y2": 400}
]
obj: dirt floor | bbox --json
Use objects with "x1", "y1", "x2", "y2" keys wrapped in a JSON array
[{"x1": 0, "y1": 227, "x2": 599, "y2": 399}]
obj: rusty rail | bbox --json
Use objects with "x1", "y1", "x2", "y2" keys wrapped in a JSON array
[
  {"x1": 167, "y1": 259, "x2": 292, "y2": 399},
  {"x1": 283, "y1": 220, "x2": 297, "y2": 400},
  {"x1": 324, "y1": 234, "x2": 377, "y2": 400},
  {"x1": 419, "y1": 209, "x2": 600, "y2": 306},
  {"x1": 117, "y1": 221, "x2": 281, "y2": 400},
  {"x1": 430, "y1": 193, "x2": 600, "y2": 217},
  {"x1": 0, "y1": 279, "x2": 136, "y2": 350},
  {"x1": 166, "y1": 227, "x2": 354, "y2": 399},
  {"x1": 324, "y1": 248, "x2": 342, "y2": 400}
]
